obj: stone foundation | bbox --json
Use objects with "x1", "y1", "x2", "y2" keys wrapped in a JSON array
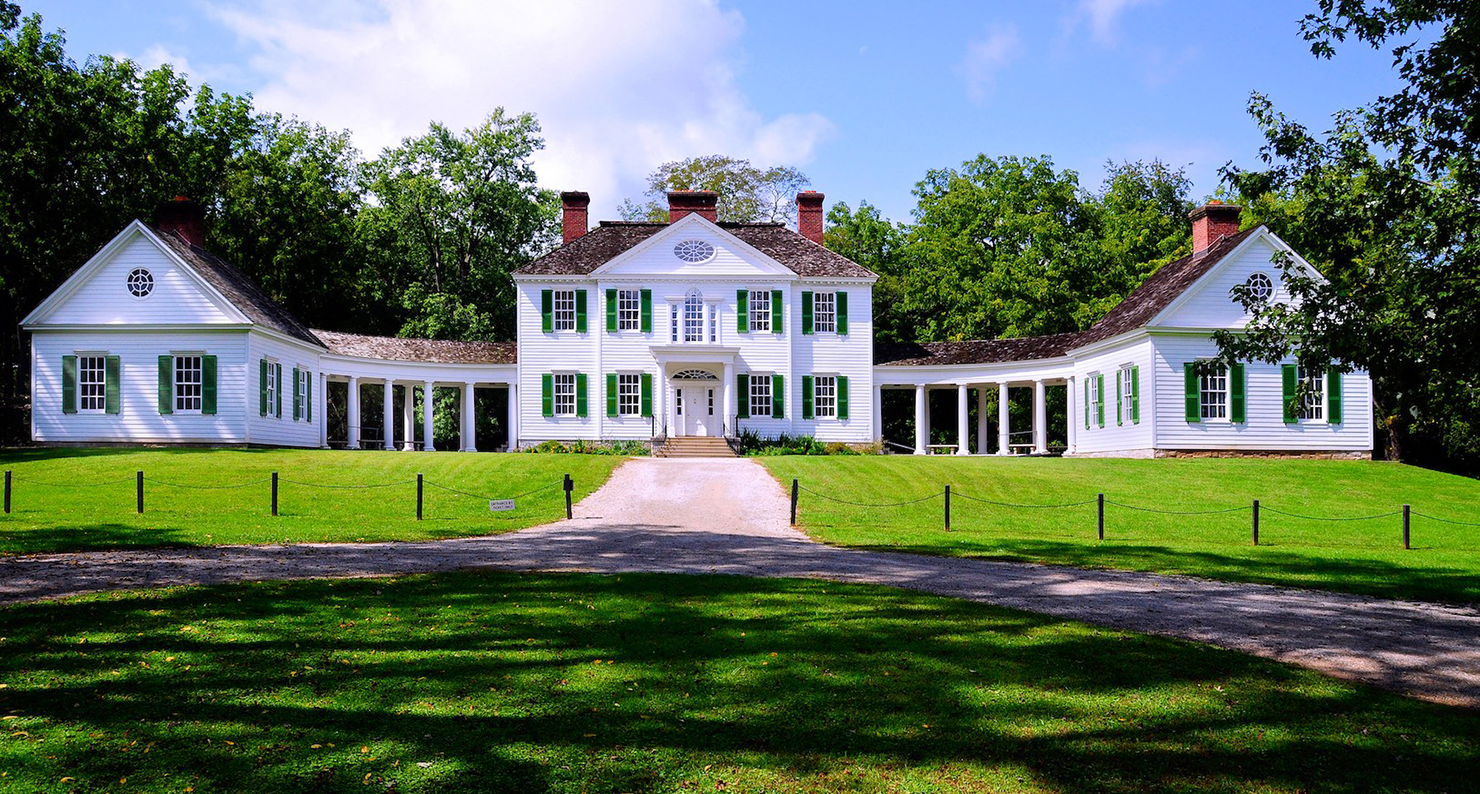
[{"x1": 1153, "y1": 449, "x2": 1371, "y2": 460}]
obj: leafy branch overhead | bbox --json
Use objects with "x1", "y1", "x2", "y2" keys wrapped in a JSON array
[{"x1": 619, "y1": 155, "x2": 810, "y2": 224}]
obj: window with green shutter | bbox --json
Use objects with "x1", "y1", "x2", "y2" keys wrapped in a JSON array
[
  {"x1": 541, "y1": 289, "x2": 554, "y2": 333},
  {"x1": 606, "y1": 288, "x2": 618, "y2": 332},
  {"x1": 61, "y1": 355, "x2": 78, "y2": 414},
  {"x1": 836, "y1": 292, "x2": 848, "y2": 335},
  {"x1": 305, "y1": 372, "x2": 312, "y2": 422},
  {"x1": 1130, "y1": 365, "x2": 1140, "y2": 424},
  {"x1": 1116, "y1": 369, "x2": 1123, "y2": 427},
  {"x1": 1230, "y1": 362, "x2": 1246, "y2": 423},
  {"x1": 292, "y1": 367, "x2": 302, "y2": 420},
  {"x1": 771, "y1": 289, "x2": 783, "y2": 334},
  {"x1": 259, "y1": 359, "x2": 269, "y2": 416},
  {"x1": 1083, "y1": 377, "x2": 1089, "y2": 429},
  {"x1": 275, "y1": 363, "x2": 284, "y2": 418},
  {"x1": 201, "y1": 355, "x2": 217, "y2": 416},
  {"x1": 736, "y1": 290, "x2": 748, "y2": 333},
  {"x1": 541, "y1": 373, "x2": 554, "y2": 417},
  {"x1": 802, "y1": 375, "x2": 814, "y2": 419},
  {"x1": 158, "y1": 355, "x2": 173, "y2": 415},
  {"x1": 104, "y1": 355, "x2": 121, "y2": 415},
  {"x1": 772, "y1": 374, "x2": 785, "y2": 418},
  {"x1": 736, "y1": 372, "x2": 749, "y2": 418},
  {"x1": 575, "y1": 373, "x2": 588, "y2": 417},
  {"x1": 801, "y1": 291, "x2": 814, "y2": 335},
  {"x1": 1327, "y1": 369, "x2": 1343, "y2": 424},
  {"x1": 607, "y1": 373, "x2": 618, "y2": 417},
  {"x1": 575, "y1": 290, "x2": 588, "y2": 333},
  {"x1": 1184, "y1": 362, "x2": 1200, "y2": 422},
  {"x1": 1096, "y1": 373, "x2": 1105, "y2": 427},
  {"x1": 837, "y1": 375, "x2": 850, "y2": 420},
  {"x1": 640, "y1": 373, "x2": 653, "y2": 417},
  {"x1": 640, "y1": 289, "x2": 652, "y2": 333},
  {"x1": 1281, "y1": 364, "x2": 1298, "y2": 423}
]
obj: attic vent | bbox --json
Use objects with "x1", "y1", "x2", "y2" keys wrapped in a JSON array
[
  {"x1": 1242, "y1": 272, "x2": 1273, "y2": 303},
  {"x1": 673, "y1": 239, "x2": 714, "y2": 263},
  {"x1": 127, "y1": 268, "x2": 154, "y2": 298}
]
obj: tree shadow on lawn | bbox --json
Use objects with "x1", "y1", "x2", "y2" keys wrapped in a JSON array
[
  {"x1": 0, "y1": 572, "x2": 1475, "y2": 793},
  {"x1": 0, "y1": 446, "x2": 293, "y2": 464},
  {"x1": 0, "y1": 520, "x2": 195, "y2": 556}
]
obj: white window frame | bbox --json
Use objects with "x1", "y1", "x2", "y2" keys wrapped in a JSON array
[
  {"x1": 683, "y1": 291, "x2": 704, "y2": 343},
  {"x1": 1198, "y1": 360, "x2": 1229, "y2": 421},
  {"x1": 814, "y1": 292, "x2": 836, "y2": 334},
  {"x1": 617, "y1": 289, "x2": 640, "y2": 331},
  {"x1": 552, "y1": 290, "x2": 576, "y2": 331},
  {"x1": 298, "y1": 367, "x2": 310, "y2": 420},
  {"x1": 175, "y1": 354, "x2": 204, "y2": 413},
  {"x1": 617, "y1": 373, "x2": 641, "y2": 416},
  {"x1": 264, "y1": 360, "x2": 278, "y2": 418},
  {"x1": 670, "y1": 302, "x2": 680, "y2": 343},
  {"x1": 814, "y1": 375, "x2": 837, "y2": 419},
  {"x1": 748, "y1": 290, "x2": 771, "y2": 332},
  {"x1": 1297, "y1": 366, "x2": 1326, "y2": 422},
  {"x1": 1088, "y1": 372, "x2": 1101, "y2": 426},
  {"x1": 1120, "y1": 364, "x2": 1135, "y2": 425},
  {"x1": 749, "y1": 374, "x2": 772, "y2": 418},
  {"x1": 552, "y1": 373, "x2": 576, "y2": 416},
  {"x1": 77, "y1": 354, "x2": 107, "y2": 413}
]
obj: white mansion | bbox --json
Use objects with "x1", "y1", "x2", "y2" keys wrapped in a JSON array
[{"x1": 22, "y1": 191, "x2": 1373, "y2": 457}]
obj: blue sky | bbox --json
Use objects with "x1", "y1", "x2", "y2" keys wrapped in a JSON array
[{"x1": 22, "y1": 0, "x2": 1404, "y2": 223}]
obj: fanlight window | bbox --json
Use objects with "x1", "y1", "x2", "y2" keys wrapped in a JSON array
[
  {"x1": 127, "y1": 268, "x2": 154, "y2": 298},
  {"x1": 1242, "y1": 272, "x2": 1274, "y2": 303},
  {"x1": 673, "y1": 240, "x2": 715, "y2": 263},
  {"x1": 672, "y1": 369, "x2": 718, "y2": 380}
]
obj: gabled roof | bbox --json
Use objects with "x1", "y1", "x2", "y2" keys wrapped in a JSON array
[
  {"x1": 151, "y1": 228, "x2": 324, "y2": 348},
  {"x1": 515, "y1": 220, "x2": 876, "y2": 279},
  {"x1": 874, "y1": 333, "x2": 1081, "y2": 367},
  {"x1": 313, "y1": 329, "x2": 516, "y2": 365}
]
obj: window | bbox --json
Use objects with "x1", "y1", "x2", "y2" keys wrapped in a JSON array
[
  {"x1": 673, "y1": 239, "x2": 714, "y2": 263},
  {"x1": 1199, "y1": 361, "x2": 1228, "y2": 420},
  {"x1": 297, "y1": 369, "x2": 309, "y2": 420},
  {"x1": 748, "y1": 290, "x2": 771, "y2": 332},
  {"x1": 618, "y1": 374, "x2": 641, "y2": 416},
  {"x1": 1120, "y1": 364, "x2": 1135, "y2": 425},
  {"x1": 708, "y1": 306, "x2": 717, "y2": 342},
  {"x1": 618, "y1": 289, "x2": 640, "y2": 331},
  {"x1": 749, "y1": 375, "x2": 772, "y2": 417},
  {"x1": 552, "y1": 290, "x2": 576, "y2": 331},
  {"x1": 1297, "y1": 366, "x2": 1325, "y2": 421},
  {"x1": 553, "y1": 373, "x2": 576, "y2": 416},
  {"x1": 814, "y1": 292, "x2": 836, "y2": 333},
  {"x1": 175, "y1": 355, "x2": 203, "y2": 412},
  {"x1": 1088, "y1": 373, "x2": 1101, "y2": 425},
  {"x1": 708, "y1": 388, "x2": 714, "y2": 416},
  {"x1": 265, "y1": 362, "x2": 278, "y2": 417},
  {"x1": 1243, "y1": 272, "x2": 1274, "y2": 303},
  {"x1": 670, "y1": 302, "x2": 679, "y2": 343},
  {"x1": 814, "y1": 375, "x2": 837, "y2": 419},
  {"x1": 78, "y1": 355, "x2": 106, "y2": 412},
  {"x1": 683, "y1": 290, "x2": 704, "y2": 342},
  {"x1": 126, "y1": 268, "x2": 153, "y2": 298}
]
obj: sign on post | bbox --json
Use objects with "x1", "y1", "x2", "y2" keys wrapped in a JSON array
[{"x1": 488, "y1": 499, "x2": 516, "y2": 512}]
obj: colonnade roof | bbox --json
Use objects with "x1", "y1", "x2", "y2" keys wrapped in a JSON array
[{"x1": 312, "y1": 329, "x2": 515, "y2": 365}]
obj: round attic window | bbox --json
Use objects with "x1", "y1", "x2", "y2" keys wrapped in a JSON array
[
  {"x1": 1243, "y1": 272, "x2": 1274, "y2": 303},
  {"x1": 126, "y1": 268, "x2": 154, "y2": 298},
  {"x1": 673, "y1": 239, "x2": 715, "y2": 263}
]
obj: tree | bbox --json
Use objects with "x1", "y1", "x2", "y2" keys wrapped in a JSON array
[
  {"x1": 619, "y1": 155, "x2": 809, "y2": 223},
  {"x1": 822, "y1": 201, "x2": 911, "y2": 342}
]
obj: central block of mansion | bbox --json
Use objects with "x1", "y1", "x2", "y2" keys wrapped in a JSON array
[{"x1": 22, "y1": 191, "x2": 1373, "y2": 458}]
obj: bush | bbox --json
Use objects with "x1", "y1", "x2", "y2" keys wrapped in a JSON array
[
  {"x1": 524, "y1": 440, "x2": 650, "y2": 456},
  {"x1": 737, "y1": 430, "x2": 828, "y2": 456}
]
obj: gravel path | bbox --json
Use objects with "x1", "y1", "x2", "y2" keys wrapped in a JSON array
[{"x1": 3, "y1": 457, "x2": 1478, "y2": 708}]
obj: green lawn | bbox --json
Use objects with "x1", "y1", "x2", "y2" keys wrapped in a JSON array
[
  {"x1": 0, "y1": 448, "x2": 624, "y2": 555},
  {"x1": 760, "y1": 456, "x2": 1480, "y2": 603},
  {"x1": 0, "y1": 571, "x2": 1474, "y2": 793}
]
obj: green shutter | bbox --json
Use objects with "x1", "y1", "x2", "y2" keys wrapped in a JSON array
[
  {"x1": 576, "y1": 373, "x2": 588, "y2": 417},
  {"x1": 1130, "y1": 366, "x2": 1140, "y2": 424},
  {"x1": 541, "y1": 289, "x2": 553, "y2": 333},
  {"x1": 606, "y1": 288, "x2": 618, "y2": 332},
  {"x1": 159, "y1": 355, "x2": 173, "y2": 415},
  {"x1": 275, "y1": 363, "x2": 283, "y2": 418},
  {"x1": 1184, "y1": 363, "x2": 1200, "y2": 422},
  {"x1": 607, "y1": 373, "x2": 618, "y2": 417},
  {"x1": 1327, "y1": 369, "x2": 1343, "y2": 424},
  {"x1": 737, "y1": 290, "x2": 749, "y2": 333},
  {"x1": 640, "y1": 289, "x2": 652, "y2": 333},
  {"x1": 575, "y1": 290, "x2": 588, "y2": 332},
  {"x1": 640, "y1": 373, "x2": 653, "y2": 417},
  {"x1": 1084, "y1": 377, "x2": 1090, "y2": 429},
  {"x1": 802, "y1": 375, "x2": 814, "y2": 420},
  {"x1": 541, "y1": 373, "x2": 553, "y2": 417},
  {"x1": 836, "y1": 292, "x2": 848, "y2": 335},
  {"x1": 737, "y1": 373, "x2": 749, "y2": 419},
  {"x1": 772, "y1": 374, "x2": 785, "y2": 419},
  {"x1": 1096, "y1": 373, "x2": 1105, "y2": 428},
  {"x1": 772, "y1": 289, "x2": 783, "y2": 334},
  {"x1": 292, "y1": 368, "x2": 301, "y2": 420},
  {"x1": 305, "y1": 372, "x2": 313, "y2": 422},
  {"x1": 104, "y1": 355, "x2": 121, "y2": 415},
  {"x1": 801, "y1": 291, "x2": 814, "y2": 335},
  {"x1": 838, "y1": 375, "x2": 849, "y2": 420},
  {"x1": 62, "y1": 355, "x2": 77, "y2": 414},
  {"x1": 1230, "y1": 362, "x2": 1246, "y2": 423},
  {"x1": 259, "y1": 359, "x2": 269, "y2": 416},
  {"x1": 202, "y1": 355, "x2": 217, "y2": 416},
  {"x1": 1281, "y1": 364, "x2": 1297, "y2": 423},
  {"x1": 1116, "y1": 369, "x2": 1123, "y2": 427}
]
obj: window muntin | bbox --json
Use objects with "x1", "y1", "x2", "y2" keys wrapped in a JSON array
[
  {"x1": 673, "y1": 240, "x2": 714, "y2": 263},
  {"x1": 670, "y1": 302, "x2": 679, "y2": 342},
  {"x1": 683, "y1": 291, "x2": 704, "y2": 343},
  {"x1": 552, "y1": 290, "x2": 576, "y2": 331},
  {"x1": 1297, "y1": 366, "x2": 1325, "y2": 421},
  {"x1": 814, "y1": 292, "x2": 836, "y2": 334},
  {"x1": 1088, "y1": 373, "x2": 1101, "y2": 424},
  {"x1": 175, "y1": 355, "x2": 203, "y2": 412},
  {"x1": 707, "y1": 388, "x2": 714, "y2": 416},
  {"x1": 552, "y1": 373, "x2": 576, "y2": 416},
  {"x1": 298, "y1": 368, "x2": 309, "y2": 419},
  {"x1": 265, "y1": 362, "x2": 277, "y2": 417},
  {"x1": 748, "y1": 290, "x2": 771, "y2": 332},
  {"x1": 78, "y1": 355, "x2": 106, "y2": 412},
  {"x1": 749, "y1": 375, "x2": 772, "y2": 417},
  {"x1": 126, "y1": 268, "x2": 153, "y2": 298},
  {"x1": 1244, "y1": 272, "x2": 1274, "y2": 303},
  {"x1": 617, "y1": 374, "x2": 641, "y2": 416},
  {"x1": 814, "y1": 375, "x2": 837, "y2": 419},
  {"x1": 617, "y1": 289, "x2": 640, "y2": 331},
  {"x1": 1198, "y1": 361, "x2": 1228, "y2": 420},
  {"x1": 1120, "y1": 364, "x2": 1135, "y2": 424}
]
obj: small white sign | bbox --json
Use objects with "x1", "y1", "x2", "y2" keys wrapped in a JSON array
[{"x1": 488, "y1": 499, "x2": 516, "y2": 512}]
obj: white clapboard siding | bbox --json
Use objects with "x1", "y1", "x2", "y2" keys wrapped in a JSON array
[
  {"x1": 595, "y1": 217, "x2": 795, "y2": 280},
  {"x1": 1154, "y1": 235, "x2": 1293, "y2": 331},
  {"x1": 244, "y1": 331, "x2": 325, "y2": 448},
  {"x1": 788, "y1": 284, "x2": 874, "y2": 442},
  {"x1": 1072, "y1": 338, "x2": 1155, "y2": 455},
  {"x1": 41, "y1": 231, "x2": 241, "y2": 326}
]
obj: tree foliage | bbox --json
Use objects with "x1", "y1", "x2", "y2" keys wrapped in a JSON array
[{"x1": 619, "y1": 155, "x2": 809, "y2": 223}]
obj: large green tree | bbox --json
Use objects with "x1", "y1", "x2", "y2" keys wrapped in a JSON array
[{"x1": 619, "y1": 155, "x2": 809, "y2": 224}]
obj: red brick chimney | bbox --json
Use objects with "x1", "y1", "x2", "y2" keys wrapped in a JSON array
[
  {"x1": 1189, "y1": 201, "x2": 1242, "y2": 256},
  {"x1": 155, "y1": 196, "x2": 205, "y2": 248},
  {"x1": 797, "y1": 191, "x2": 825, "y2": 244},
  {"x1": 668, "y1": 190, "x2": 718, "y2": 223},
  {"x1": 560, "y1": 191, "x2": 590, "y2": 244}
]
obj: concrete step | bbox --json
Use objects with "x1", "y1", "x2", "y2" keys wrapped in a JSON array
[{"x1": 654, "y1": 437, "x2": 737, "y2": 458}]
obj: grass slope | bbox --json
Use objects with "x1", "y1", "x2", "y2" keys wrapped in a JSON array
[
  {"x1": 0, "y1": 448, "x2": 624, "y2": 555},
  {"x1": 759, "y1": 456, "x2": 1480, "y2": 603},
  {"x1": 0, "y1": 572, "x2": 1475, "y2": 793}
]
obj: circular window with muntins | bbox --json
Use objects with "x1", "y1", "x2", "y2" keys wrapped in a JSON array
[
  {"x1": 1242, "y1": 272, "x2": 1273, "y2": 303},
  {"x1": 673, "y1": 239, "x2": 715, "y2": 263},
  {"x1": 127, "y1": 268, "x2": 154, "y2": 298}
]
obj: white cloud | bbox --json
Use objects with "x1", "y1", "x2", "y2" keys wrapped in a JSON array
[
  {"x1": 204, "y1": 0, "x2": 835, "y2": 216},
  {"x1": 1074, "y1": 0, "x2": 1157, "y2": 46},
  {"x1": 957, "y1": 24, "x2": 1021, "y2": 104}
]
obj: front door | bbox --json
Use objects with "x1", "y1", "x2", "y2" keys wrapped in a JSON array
[{"x1": 673, "y1": 378, "x2": 719, "y2": 437}]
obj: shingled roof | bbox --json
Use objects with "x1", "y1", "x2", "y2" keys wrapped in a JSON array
[
  {"x1": 874, "y1": 333, "x2": 1082, "y2": 367},
  {"x1": 515, "y1": 221, "x2": 876, "y2": 279},
  {"x1": 313, "y1": 329, "x2": 516, "y2": 365},
  {"x1": 152, "y1": 227, "x2": 325, "y2": 348}
]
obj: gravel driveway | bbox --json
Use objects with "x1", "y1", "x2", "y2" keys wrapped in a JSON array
[{"x1": 3, "y1": 457, "x2": 1478, "y2": 708}]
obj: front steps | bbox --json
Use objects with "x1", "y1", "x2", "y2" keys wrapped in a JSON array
[{"x1": 654, "y1": 436, "x2": 738, "y2": 458}]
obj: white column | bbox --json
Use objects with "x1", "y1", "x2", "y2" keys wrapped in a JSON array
[
  {"x1": 871, "y1": 384, "x2": 884, "y2": 443},
  {"x1": 997, "y1": 382, "x2": 1010, "y2": 455},
  {"x1": 422, "y1": 381, "x2": 436, "y2": 452},
  {"x1": 318, "y1": 373, "x2": 329, "y2": 448},
  {"x1": 1066, "y1": 377, "x2": 1077, "y2": 455},
  {"x1": 956, "y1": 383, "x2": 970, "y2": 455},
  {"x1": 401, "y1": 385, "x2": 415, "y2": 451},
  {"x1": 505, "y1": 383, "x2": 519, "y2": 451},
  {"x1": 1033, "y1": 379, "x2": 1048, "y2": 454},
  {"x1": 346, "y1": 376, "x2": 361, "y2": 450},
  {"x1": 461, "y1": 383, "x2": 477, "y2": 452},
  {"x1": 382, "y1": 380, "x2": 395, "y2": 450},
  {"x1": 913, "y1": 384, "x2": 927, "y2": 455},
  {"x1": 976, "y1": 387, "x2": 989, "y2": 455},
  {"x1": 722, "y1": 361, "x2": 735, "y2": 436}
]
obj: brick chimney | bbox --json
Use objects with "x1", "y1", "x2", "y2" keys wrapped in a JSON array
[
  {"x1": 560, "y1": 191, "x2": 590, "y2": 244},
  {"x1": 1189, "y1": 201, "x2": 1242, "y2": 256},
  {"x1": 155, "y1": 196, "x2": 205, "y2": 248},
  {"x1": 668, "y1": 190, "x2": 718, "y2": 223},
  {"x1": 797, "y1": 190, "x2": 825, "y2": 244}
]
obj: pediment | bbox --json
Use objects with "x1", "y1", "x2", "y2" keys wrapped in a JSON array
[
  {"x1": 1151, "y1": 229, "x2": 1321, "y2": 330},
  {"x1": 592, "y1": 214, "x2": 797, "y2": 279}
]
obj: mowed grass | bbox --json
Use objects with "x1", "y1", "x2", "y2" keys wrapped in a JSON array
[
  {"x1": 760, "y1": 456, "x2": 1480, "y2": 603},
  {"x1": 0, "y1": 572, "x2": 1475, "y2": 793},
  {"x1": 0, "y1": 448, "x2": 625, "y2": 555}
]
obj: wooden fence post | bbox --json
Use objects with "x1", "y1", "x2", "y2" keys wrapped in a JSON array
[
  {"x1": 1252, "y1": 499, "x2": 1260, "y2": 546},
  {"x1": 564, "y1": 473, "x2": 573, "y2": 519},
  {"x1": 790, "y1": 479, "x2": 798, "y2": 526},
  {"x1": 944, "y1": 485, "x2": 951, "y2": 531},
  {"x1": 416, "y1": 473, "x2": 423, "y2": 521},
  {"x1": 4, "y1": 470, "x2": 10, "y2": 514},
  {"x1": 136, "y1": 471, "x2": 144, "y2": 515},
  {"x1": 271, "y1": 472, "x2": 279, "y2": 517},
  {"x1": 1403, "y1": 504, "x2": 1411, "y2": 550},
  {"x1": 1097, "y1": 493, "x2": 1104, "y2": 540}
]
